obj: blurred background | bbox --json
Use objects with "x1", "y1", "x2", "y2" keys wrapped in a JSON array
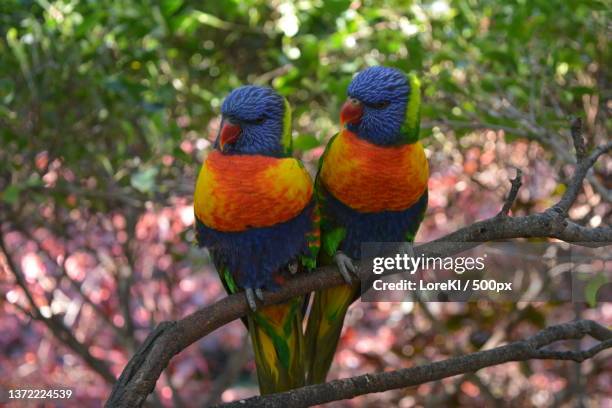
[{"x1": 0, "y1": 0, "x2": 610, "y2": 406}]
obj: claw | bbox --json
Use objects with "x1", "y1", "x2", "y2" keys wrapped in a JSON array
[
  {"x1": 245, "y1": 288, "x2": 258, "y2": 311},
  {"x1": 334, "y1": 251, "x2": 357, "y2": 284},
  {"x1": 255, "y1": 288, "x2": 264, "y2": 301}
]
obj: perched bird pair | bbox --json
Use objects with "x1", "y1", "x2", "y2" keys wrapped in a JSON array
[{"x1": 193, "y1": 66, "x2": 429, "y2": 394}]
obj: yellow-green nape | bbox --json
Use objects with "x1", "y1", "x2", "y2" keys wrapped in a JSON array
[
  {"x1": 281, "y1": 97, "x2": 293, "y2": 155},
  {"x1": 401, "y1": 72, "x2": 421, "y2": 144}
]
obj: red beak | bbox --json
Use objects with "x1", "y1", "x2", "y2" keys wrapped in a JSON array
[
  {"x1": 340, "y1": 98, "x2": 363, "y2": 125},
  {"x1": 219, "y1": 122, "x2": 241, "y2": 152}
]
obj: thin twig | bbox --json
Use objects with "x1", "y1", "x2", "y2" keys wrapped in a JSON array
[
  {"x1": 498, "y1": 168, "x2": 523, "y2": 217},
  {"x1": 0, "y1": 232, "x2": 116, "y2": 383},
  {"x1": 553, "y1": 141, "x2": 611, "y2": 214},
  {"x1": 570, "y1": 117, "x2": 586, "y2": 160}
]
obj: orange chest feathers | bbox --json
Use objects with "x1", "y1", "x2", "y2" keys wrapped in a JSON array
[
  {"x1": 194, "y1": 151, "x2": 313, "y2": 232},
  {"x1": 319, "y1": 130, "x2": 429, "y2": 212}
]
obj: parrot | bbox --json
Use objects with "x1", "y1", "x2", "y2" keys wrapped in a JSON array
[
  {"x1": 193, "y1": 86, "x2": 319, "y2": 394},
  {"x1": 305, "y1": 66, "x2": 428, "y2": 384}
]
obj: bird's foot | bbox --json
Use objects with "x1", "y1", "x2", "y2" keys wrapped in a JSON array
[
  {"x1": 245, "y1": 287, "x2": 265, "y2": 311},
  {"x1": 245, "y1": 288, "x2": 258, "y2": 311},
  {"x1": 255, "y1": 288, "x2": 264, "y2": 301},
  {"x1": 334, "y1": 251, "x2": 357, "y2": 284}
]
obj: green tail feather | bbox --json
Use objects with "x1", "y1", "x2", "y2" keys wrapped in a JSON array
[
  {"x1": 248, "y1": 297, "x2": 306, "y2": 394},
  {"x1": 305, "y1": 280, "x2": 359, "y2": 385}
]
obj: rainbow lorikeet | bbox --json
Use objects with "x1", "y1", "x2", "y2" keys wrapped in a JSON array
[
  {"x1": 305, "y1": 66, "x2": 428, "y2": 384},
  {"x1": 193, "y1": 86, "x2": 319, "y2": 394}
]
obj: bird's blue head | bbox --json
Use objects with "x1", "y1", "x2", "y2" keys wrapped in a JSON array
[
  {"x1": 216, "y1": 86, "x2": 292, "y2": 156},
  {"x1": 342, "y1": 66, "x2": 421, "y2": 145}
]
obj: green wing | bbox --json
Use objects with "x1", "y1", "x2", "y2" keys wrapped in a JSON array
[
  {"x1": 314, "y1": 133, "x2": 347, "y2": 259},
  {"x1": 305, "y1": 132, "x2": 355, "y2": 384}
]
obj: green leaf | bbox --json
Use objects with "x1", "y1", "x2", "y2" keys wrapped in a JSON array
[
  {"x1": 522, "y1": 305, "x2": 546, "y2": 328},
  {"x1": 161, "y1": 0, "x2": 183, "y2": 17},
  {"x1": 26, "y1": 173, "x2": 43, "y2": 187},
  {"x1": 570, "y1": 86, "x2": 595, "y2": 97},
  {"x1": 293, "y1": 134, "x2": 319, "y2": 151},
  {"x1": 1, "y1": 184, "x2": 20, "y2": 204},
  {"x1": 130, "y1": 167, "x2": 159, "y2": 193},
  {"x1": 585, "y1": 273, "x2": 609, "y2": 307}
]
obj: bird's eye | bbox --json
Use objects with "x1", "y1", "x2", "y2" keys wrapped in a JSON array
[
  {"x1": 254, "y1": 117, "x2": 265, "y2": 124},
  {"x1": 372, "y1": 100, "x2": 390, "y2": 109}
]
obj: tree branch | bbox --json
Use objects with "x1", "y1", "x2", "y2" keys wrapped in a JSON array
[
  {"x1": 217, "y1": 320, "x2": 611, "y2": 408},
  {"x1": 105, "y1": 209, "x2": 611, "y2": 406},
  {"x1": 106, "y1": 136, "x2": 610, "y2": 407}
]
